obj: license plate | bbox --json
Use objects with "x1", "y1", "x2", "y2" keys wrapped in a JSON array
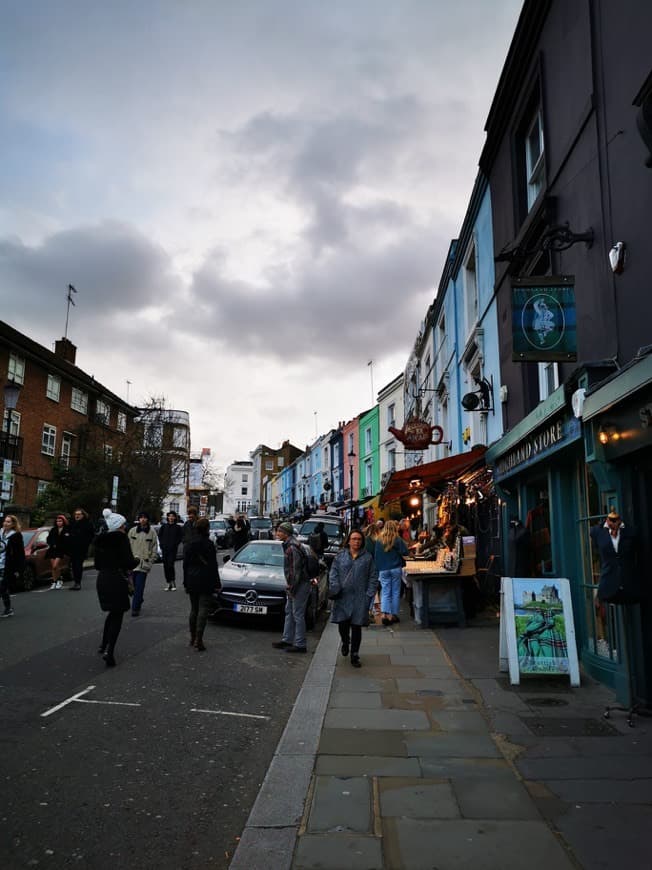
[{"x1": 234, "y1": 604, "x2": 268, "y2": 614}]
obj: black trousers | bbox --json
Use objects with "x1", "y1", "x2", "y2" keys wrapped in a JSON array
[
  {"x1": 0, "y1": 571, "x2": 10, "y2": 609},
  {"x1": 188, "y1": 592, "x2": 213, "y2": 639},
  {"x1": 71, "y1": 554, "x2": 85, "y2": 585},
  {"x1": 338, "y1": 621, "x2": 362, "y2": 656},
  {"x1": 101, "y1": 611, "x2": 125, "y2": 655},
  {"x1": 162, "y1": 554, "x2": 177, "y2": 585}
]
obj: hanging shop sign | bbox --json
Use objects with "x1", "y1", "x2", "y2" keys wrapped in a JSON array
[
  {"x1": 388, "y1": 419, "x2": 444, "y2": 450},
  {"x1": 493, "y1": 413, "x2": 580, "y2": 480},
  {"x1": 512, "y1": 276, "x2": 577, "y2": 362}
]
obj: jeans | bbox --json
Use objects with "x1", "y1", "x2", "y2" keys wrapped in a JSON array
[
  {"x1": 132, "y1": 570, "x2": 148, "y2": 613},
  {"x1": 188, "y1": 592, "x2": 213, "y2": 639},
  {"x1": 282, "y1": 581, "x2": 311, "y2": 649},
  {"x1": 162, "y1": 554, "x2": 177, "y2": 586},
  {"x1": 71, "y1": 554, "x2": 85, "y2": 586},
  {"x1": 379, "y1": 567, "x2": 403, "y2": 616},
  {"x1": 101, "y1": 611, "x2": 124, "y2": 655}
]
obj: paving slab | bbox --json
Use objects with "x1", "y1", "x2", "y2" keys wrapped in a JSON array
[
  {"x1": 545, "y1": 778, "x2": 652, "y2": 803},
  {"x1": 293, "y1": 834, "x2": 383, "y2": 869},
  {"x1": 230, "y1": 826, "x2": 296, "y2": 870},
  {"x1": 418, "y1": 757, "x2": 515, "y2": 779},
  {"x1": 382, "y1": 817, "x2": 576, "y2": 870},
  {"x1": 379, "y1": 778, "x2": 460, "y2": 819},
  {"x1": 324, "y1": 707, "x2": 431, "y2": 731},
  {"x1": 429, "y1": 710, "x2": 489, "y2": 733},
  {"x1": 491, "y1": 710, "x2": 540, "y2": 737},
  {"x1": 315, "y1": 754, "x2": 422, "y2": 777},
  {"x1": 452, "y1": 777, "x2": 540, "y2": 819},
  {"x1": 406, "y1": 732, "x2": 502, "y2": 758},
  {"x1": 517, "y1": 754, "x2": 652, "y2": 780},
  {"x1": 472, "y1": 677, "x2": 532, "y2": 711},
  {"x1": 319, "y1": 728, "x2": 408, "y2": 756},
  {"x1": 332, "y1": 676, "x2": 391, "y2": 693},
  {"x1": 307, "y1": 776, "x2": 372, "y2": 833},
  {"x1": 396, "y1": 677, "x2": 469, "y2": 694},
  {"x1": 388, "y1": 654, "x2": 444, "y2": 666},
  {"x1": 342, "y1": 663, "x2": 423, "y2": 679},
  {"x1": 328, "y1": 690, "x2": 383, "y2": 709},
  {"x1": 552, "y1": 803, "x2": 652, "y2": 870}
]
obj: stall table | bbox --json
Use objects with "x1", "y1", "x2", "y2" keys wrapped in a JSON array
[{"x1": 404, "y1": 551, "x2": 475, "y2": 629}]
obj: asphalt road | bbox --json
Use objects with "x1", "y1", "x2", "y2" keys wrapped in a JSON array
[{"x1": 0, "y1": 558, "x2": 324, "y2": 870}]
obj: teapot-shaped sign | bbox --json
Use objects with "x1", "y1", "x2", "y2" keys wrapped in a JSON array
[{"x1": 388, "y1": 418, "x2": 444, "y2": 450}]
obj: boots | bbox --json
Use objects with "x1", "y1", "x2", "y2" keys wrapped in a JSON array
[
  {"x1": 195, "y1": 632, "x2": 206, "y2": 652},
  {"x1": 189, "y1": 633, "x2": 196, "y2": 647}
]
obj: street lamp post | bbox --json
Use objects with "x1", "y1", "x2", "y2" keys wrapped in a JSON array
[
  {"x1": 1, "y1": 380, "x2": 22, "y2": 516},
  {"x1": 348, "y1": 449, "x2": 356, "y2": 530}
]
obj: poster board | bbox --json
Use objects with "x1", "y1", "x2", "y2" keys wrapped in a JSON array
[{"x1": 500, "y1": 577, "x2": 580, "y2": 686}]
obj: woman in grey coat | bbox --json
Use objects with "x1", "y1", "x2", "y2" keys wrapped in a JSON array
[{"x1": 329, "y1": 529, "x2": 379, "y2": 668}]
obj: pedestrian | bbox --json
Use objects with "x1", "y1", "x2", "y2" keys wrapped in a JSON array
[
  {"x1": 328, "y1": 529, "x2": 379, "y2": 668},
  {"x1": 46, "y1": 514, "x2": 72, "y2": 589},
  {"x1": 68, "y1": 507, "x2": 95, "y2": 590},
  {"x1": 158, "y1": 510, "x2": 183, "y2": 590},
  {"x1": 95, "y1": 509, "x2": 139, "y2": 667},
  {"x1": 363, "y1": 521, "x2": 379, "y2": 556},
  {"x1": 272, "y1": 520, "x2": 311, "y2": 654},
  {"x1": 374, "y1": 520, "x2": 409, "y2": 626},
  {"x1": 308, "y1": 521, "x2": 329, "y2": 556},
  {"x1": 232, "y1": 514, "x2": 249, "y2": 551},
  {"x1": 183, "y1": 517, "x2": 220, "y2": 651},
  {"x1": 127, "y1": 511, "x2": 158, "y2": 617},
  {"x1": 0, "y1": 514, "x2": 25, "y2": 617}
]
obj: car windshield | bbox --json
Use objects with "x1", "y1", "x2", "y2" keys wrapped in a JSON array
[
  {"x1": 22, "y1": 531, "x2": 36, "y2": 547},
  {"x1": 300, "y1": 520, "x2": 343, "y2": 540},
  {"x1": 233, "y1": 542, "x2": 284, "y2": 567},
  {"x1": 249, "y1": 518, "x2": 272, "y2": 529}
]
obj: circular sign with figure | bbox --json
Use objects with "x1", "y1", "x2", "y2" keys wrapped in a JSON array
[{"x1": 521, "y1": 293, "x2": 565, "y2": 350}]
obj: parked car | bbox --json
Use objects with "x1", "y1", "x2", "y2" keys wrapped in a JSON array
[
  {"x1": 297, "y1": 513, "x2": 346, "y2": 565},
  {"x1": 19, "y1": 527, "x2": 70, "y2": 591},
  {"x1": 248, "y1": 516, "x2": 273, "y2": 540},
  {"x1": 209, "y1": 518, "x2": 233, "y2": 549},
  {"x1": 211, "y1": 539, "x2": 327, "y2": 628}
]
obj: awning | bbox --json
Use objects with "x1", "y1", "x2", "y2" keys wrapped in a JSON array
[{"x1": 380, "y1": 446, "x2": 487, "y2": 505}]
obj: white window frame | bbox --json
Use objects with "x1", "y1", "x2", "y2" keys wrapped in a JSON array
[
  {"x1": 3, "y1": 409, "x2": 20, "y2": 436},
  {"x1": 242, "y1": 473, "x2": 248, "y2": 482},
  {"x1": 265, "y1": 460, "x2": 274, "y2": 471},
  {"x1": 525, "y1": 107, "x2": 545, "y2": 209},
  {"x1": 71, "y1": 387, "x2": 88, "y2": 415},
  {"x1": 538, "y1": 362, "x2": 560, "y2": 401},
  {"x1": 117, "y1": 411, "x2": 127, "y2": 433},
  {"x1": 463, "y1": 240, "x2": 478, "y2": 341},
  {"x1": 61, "y1": 432, "x2": 73, "y2": 468},
  {"x1": 387, "y1": 447, "x2": 396, "y2": 473},
  {"x1": 36, "y1": 480, "x2": 49, "y2": 496},
  {"x1": 364, "y1": 427, "x2": 372, "y2": 454},
  {"x1": 277, "y1": 456, "x2": 284, "y2": 467},
  {"x1": 46, "y1": 374, "x2": 61, "y2": 402},
  {"x1": 8, "y1": 353, "x2": 25, "y2": 385},
  {"x1": 96, "y1": 399, "x2": 110, "y2": 424},
  {"x1": 104, "y1": 444, "x2": 113, "y2": 462},
  {"x1": 42, "y1": 424, "x2": 56, "y2": 456},
  {"x1": 364, "y1": 461, "x2": 373, "y2": 493}
]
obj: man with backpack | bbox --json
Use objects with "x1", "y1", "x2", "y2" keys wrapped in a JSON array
[{"x1": 272, "y1": 521, "x2": 316, "y2": 654}]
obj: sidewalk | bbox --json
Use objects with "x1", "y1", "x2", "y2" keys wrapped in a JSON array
[{"x1": 230, "y1": 606, "x2": 652, "y2": 870}]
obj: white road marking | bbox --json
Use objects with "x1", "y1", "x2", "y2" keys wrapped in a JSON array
[
  {"x1": 41, "y1": 686, "x2": 141, "y2": 717},
  {"x1": 191, "y1": 708, "x2": 270, "y2": 721},
  {"x1": 41, "y1": 686, "x2": 95, "y2": 717}
]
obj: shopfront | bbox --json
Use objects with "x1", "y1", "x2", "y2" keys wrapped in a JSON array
[
  {"x1": 484, "y1": 386, "x2": 623, "y2": 691},
  {"x1": 581, "y1": 355, "x2": 652, "y2": 706}
]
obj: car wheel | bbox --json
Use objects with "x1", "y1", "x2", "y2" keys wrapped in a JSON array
[
  {"x1": 306, "y1": 587, "x2": 319, "y2": 630},
  {"x1": 22, "y1": 564, "x2": 36, "y2": 591}
]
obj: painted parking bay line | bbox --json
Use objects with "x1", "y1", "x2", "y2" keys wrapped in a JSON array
[
  {"x1": 191, "y1": 708, "x2": 270, "y2": 721},
  {"x1": 41, "y1": 686, "x2": 141, "y2": 718}
]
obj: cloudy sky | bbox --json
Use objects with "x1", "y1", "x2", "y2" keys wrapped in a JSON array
[{"x1": 1, "y1": 0, "x2": 522, "y2": 471}]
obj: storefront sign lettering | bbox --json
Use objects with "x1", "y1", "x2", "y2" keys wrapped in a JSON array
[{"x1": 496, "y1": 419, "x2": 564, "y2": 477}]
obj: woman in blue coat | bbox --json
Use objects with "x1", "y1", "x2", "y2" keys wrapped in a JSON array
[{"x1": 328, "y1": 529, "x2": 378, "y2": 668}]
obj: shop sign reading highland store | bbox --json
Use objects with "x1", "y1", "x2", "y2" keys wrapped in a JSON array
[
  {"x1": 512, "y1": 275, "x2": 577, "y2": 362},
  {"x1": 494, "y1": 415, "x2": 581, "y2": 480}
]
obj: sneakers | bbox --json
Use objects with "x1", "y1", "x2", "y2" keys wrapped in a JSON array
[
  {"x1": 351, "y1": 655, "x2": 361, "y2": 668},
  {"x1": 272, "y1": 640, "x2": 292, "y2": 649},
  {"x1": 164, "y1": 585, "x2": 171, "y2": 591},
  {"x1": 131, "y1": 609, "x2": 140, "y2": 617},
  {"x1": 1, "y1": 608, "x2": 14, "y2": 618},
  {"x1": 170, "y1": 584, "x2": 177, "y2": 590},
  {"x1": 55, "y1": 580, "x2": 63, "y2": 589},
  {"x1": 50, "y1": 582, "x2": 57, "y2": 590}
]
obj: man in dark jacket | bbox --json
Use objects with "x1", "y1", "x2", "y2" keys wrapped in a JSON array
[
  {"x1": 183, "y1": 517, "x2": 220, "y2": 651},
  {"x1": 68, "y1": 507, "x2": 96, "y2": 590},
  {"x1": 590, "y1": 510, "x2": 641, "y2": 604},
  {"x1": 272, "y1": 521, "x2": 310, "y2": 654},
  {"x1": 308, "y1": 521, "x2": 329, "y2": 557},
  {"x1": 158, "y1": 510, "x2": 184, "y2": 590}
]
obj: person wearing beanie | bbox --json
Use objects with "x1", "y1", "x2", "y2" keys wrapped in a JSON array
[
  {"x1": 272, "y1": 521, "x2": 311, "y2": 654},
  {"x1": 94, "y1": 510, "x2": 138, "y2": 667},
  {"x1": 46, "y1": 514, "x2": 72, "y2": 589},
  {"x1": 127, "y1": 511, "x2": 158, "y2": 617}
]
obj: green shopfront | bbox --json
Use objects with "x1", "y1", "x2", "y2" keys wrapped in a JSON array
[{"x1": 486, "y1": 384, "x2": 629, "y2": 700}]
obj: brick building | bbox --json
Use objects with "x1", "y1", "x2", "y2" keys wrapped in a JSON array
[{"x1": 1, "y1": 320, "x2": 138, "y2": 518}]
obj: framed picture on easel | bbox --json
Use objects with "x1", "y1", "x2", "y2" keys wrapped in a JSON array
[{"x1": 500, "y1": 577, "x2": 580, "y2": 686}]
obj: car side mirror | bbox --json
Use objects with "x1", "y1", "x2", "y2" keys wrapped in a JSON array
[{"x1": 223, "y1": 555, "x2": 230, "y2": 564}]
